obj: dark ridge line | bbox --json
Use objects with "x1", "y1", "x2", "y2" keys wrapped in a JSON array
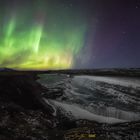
[{"x1": 0, "y1": 68, "x2": 140, "y2": 77}]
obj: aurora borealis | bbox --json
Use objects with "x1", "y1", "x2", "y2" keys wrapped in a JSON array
[
  {"x1": 0, "y1": 0, "x2": 87, "y2": 70},
  {"x1": 0, "y1": 0, "x2": 140, "y2": 70}
]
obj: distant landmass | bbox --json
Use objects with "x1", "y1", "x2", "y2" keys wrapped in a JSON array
[{"x1": 0, "y1": 68, "x2": 140, "y2": 77}]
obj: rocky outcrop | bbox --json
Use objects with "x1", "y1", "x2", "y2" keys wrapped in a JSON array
[{"x1": 0, "y1": 74, "x2": 55, "y2": 113}]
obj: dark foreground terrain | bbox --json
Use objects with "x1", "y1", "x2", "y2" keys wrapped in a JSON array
[{"x1": 0, "y1": 69, "x2": 140, "y2": 140}]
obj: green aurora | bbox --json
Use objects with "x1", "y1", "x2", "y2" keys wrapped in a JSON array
[{"x1": 0, "y1": 0, "x2": 87, "y2": 70}]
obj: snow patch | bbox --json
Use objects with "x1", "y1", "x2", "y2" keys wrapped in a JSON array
[
  {"x1": 74, "y1": 76, "x2": 140, "y2": 88},
  {"x1": 49, "y1": 100, "x2": 126, "y2": 124}
]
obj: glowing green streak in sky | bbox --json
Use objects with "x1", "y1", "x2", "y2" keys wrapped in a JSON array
[
  {"x1": 0, "y1": 1, "x2": 87, "y2": 70},
  {"x1": 29, "y1": 25, "x2": 43, "y2": 53},
  {"x1": 6, "y1": 17, "x2": 16, "y2": 38},
  {"x1": 4, "y1": 17, "x2": 16, "y2": 49}
]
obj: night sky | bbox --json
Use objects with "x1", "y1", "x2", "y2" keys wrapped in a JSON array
[{"x1": 0, "y1": 0, "x2": 140, "y2": 70}]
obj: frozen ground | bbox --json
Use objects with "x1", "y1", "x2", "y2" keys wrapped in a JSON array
[{"x1": 38, "y1": 74, "x2": 140, "y2": 123}]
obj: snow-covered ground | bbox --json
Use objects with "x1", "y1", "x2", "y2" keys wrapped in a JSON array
[
  {"x1": 74, "y1": 76, "x2": 140, "y2": 88},
  {"x1": 48, "y1": 99, "x2": 126, "y2": 124},
  {"x1": 38, "y1": 74, "x2": 140, "y2": 123}
]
